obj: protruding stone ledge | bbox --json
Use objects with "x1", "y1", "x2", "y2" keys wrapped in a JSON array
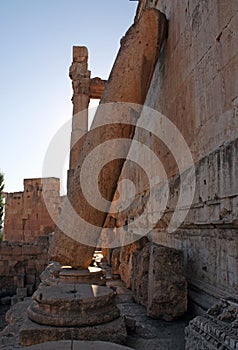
[{"x1": 19, "y1": 316, "x2": 127, "y2": 347}]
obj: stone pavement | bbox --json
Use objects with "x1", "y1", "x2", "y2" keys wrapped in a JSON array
[{"x1": 0, "y1": 276, "x2": 190, "y2": 349}]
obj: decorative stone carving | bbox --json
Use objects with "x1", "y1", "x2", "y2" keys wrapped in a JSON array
[{"x1": 185, "y1": 299, "x2": 238, "y2": 350}]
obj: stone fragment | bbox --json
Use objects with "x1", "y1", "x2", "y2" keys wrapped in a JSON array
[
  {"x1": 132, "y1": 243, "x2": 187, "y2": 321},
  {"x1": 185, "y1": 300, "x2": 238, "y2": 350},
  {"x1": 3, "y1": 178, "x2": 61, "y2": 242}
]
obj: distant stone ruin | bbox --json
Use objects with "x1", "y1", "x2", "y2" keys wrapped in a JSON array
[{"x1": 4, "y1": 178, "x2": 61, "y2": 242}]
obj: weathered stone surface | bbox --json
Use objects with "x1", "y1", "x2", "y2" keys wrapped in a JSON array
[
  {"x1": 19, "y1": 316, "x2": 127, "y2": 346},
  {"x1": 3, "y1": 178, "x2": 61, "y2": 242},
  {"x1": 103, "y1": 0, "x2": 238, "y2": 313},
  {"x1": 147, "y1": 244, "x2": 187, "y2": 321},
  {"x1": 50, "y1": 8, "x2": 168, "y2": 269},
  {"x1": 89, "y1": 77, "x2": 106, "y2": 99},
  {"x1": 132, "y1": 243, "x2": 150, "y2": 307},
  {"x1": 132, "y1": 243, "x2": 187, "y2": 321},
  {"x1": 185, "y1": 299, "x2": 238, "y2": 350},
  {"x1": 69, "y1": 46, "x2": 90, "y2": 171},
  {"x1": 27, "y1": 283, "x2": 120, "y2": 327},
  {"x1": 40, "y1": 262, "x2": 106, "y2": 286}
]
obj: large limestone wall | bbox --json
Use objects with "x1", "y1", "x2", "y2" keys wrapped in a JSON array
[
  {"x1": 106, "y1": 0, "x2": 238, "y2": 312},
  {"x1": 4, "y1": 178, "x2": 61, "y2": 242}
]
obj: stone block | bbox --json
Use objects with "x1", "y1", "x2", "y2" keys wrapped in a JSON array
[
  {"x1": 22, "y1": 245, "x2": 35, "y2": 255},
  {"x1": 185, "y1": 299, "x2": 238, "y2": 350},
  {"x1": 16, "y1": 287, "x2": 27, "y2": 297},
  {"x1": 147, "y1": 243, "x2": 187, "y2": 321}
]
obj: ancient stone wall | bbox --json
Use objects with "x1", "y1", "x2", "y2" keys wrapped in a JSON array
[
  {"x1": 3, "y1": 178, "x2": 61, "y2": 242},
  {"x1": 106, "y1": 0, "x2": 238, "y2": 313},
  {"x1": 0, "y1": 236, "x2": 49, "y2": 298}
]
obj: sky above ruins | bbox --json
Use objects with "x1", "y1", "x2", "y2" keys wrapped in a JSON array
[{"x1": 0, "y1": 0, "x2": 137, "y2": 194}]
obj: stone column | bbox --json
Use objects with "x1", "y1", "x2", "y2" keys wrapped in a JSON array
[
  {"x1": 68, "y1": 46, "x2": 91, "y2": 175},
  {"x1": 50, "y1": 9, "x2": 168, "y2": 269}
]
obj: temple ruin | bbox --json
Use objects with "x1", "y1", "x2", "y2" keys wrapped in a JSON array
[{"x1": 0, "y1": 0, "x2": 238, "y2": 349}]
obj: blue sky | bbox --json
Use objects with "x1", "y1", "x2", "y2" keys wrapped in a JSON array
[{"x1": 0, "y1": 0, "x2": 137, "y2": 193}]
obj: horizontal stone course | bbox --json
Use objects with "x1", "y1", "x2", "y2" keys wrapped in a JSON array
[{"x1": 0, "y1": 237, "x2": 49, "y2": 298}]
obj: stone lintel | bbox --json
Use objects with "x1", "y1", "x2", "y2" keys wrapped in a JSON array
[{"x1": 89, "y1": 77, "x2": 107, "y2": 99}]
